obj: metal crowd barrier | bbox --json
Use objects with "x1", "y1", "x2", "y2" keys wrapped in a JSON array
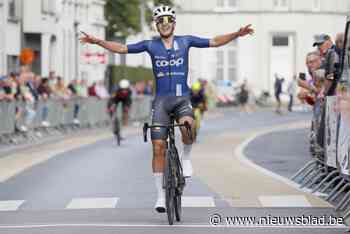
[
  {"x1": 0, "y1": 101, "x2": 16, "y2": 135},
  {"x1": 291, "y1": 96, "x2": 350, "y2": 222},
  {"x1": 0, "y1": 96, "x2": 152, "y2": 140}
]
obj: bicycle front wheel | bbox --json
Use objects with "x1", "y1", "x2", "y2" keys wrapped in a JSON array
[
  {"x1": 174, "y1": 194, "x2": 182, "y2": 222},
  {"x1": 113, "y1": 116, "x2": 121, "y2": 146},
  {"x1": 164, "y1": 150, "x2": 175, "y2": 225}
]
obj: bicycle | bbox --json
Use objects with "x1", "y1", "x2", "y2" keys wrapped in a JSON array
[
  {"x1": 193, "y1": 107, "x2": 202, "y2": 140},
  {"x1": 112, "y1": 113, "x2": 121, "y2": 146},
  {"x1": 143, "y1": 115, "x2": 192, "y2": 225},
  {"x1": 108, "y1": 107, "x2": 121, "y2": 146}
]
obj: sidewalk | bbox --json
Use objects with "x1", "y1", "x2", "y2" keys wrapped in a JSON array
[{"x1": 191, "y1": 121, "x2": 331, "y2": 208}]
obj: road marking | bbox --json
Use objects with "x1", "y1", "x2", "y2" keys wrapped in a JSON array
[
  {"x1": 0, "y1": 200, "x2": 25, "y2": 211},
  {"x1": 258, "y1": 195, "x2": 311, "y2": 207},
  {"x1": 0, "y1": 223, "x2": 347, "y2": 229},
  {"x1": 234, "y1": 122, "x2": 331, "y2": 207},
  {"x1": 65, "y1": 197, "x2": 119, "y2": 209},
  {"x1": 182, "y1": 196, "x2": 215, "y2": 207}
]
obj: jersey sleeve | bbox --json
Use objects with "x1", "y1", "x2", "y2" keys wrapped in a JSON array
[
  {"x1": 187, "y1": 36, "x2": 210, "y2": 48},
  {"x1": 127, "y1": 41, "x2": 149, "y2": 54}
]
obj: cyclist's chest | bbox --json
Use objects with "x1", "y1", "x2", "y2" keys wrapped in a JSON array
[{"x1": 150, "y1": 41, "x2": 188, "y2": 70}]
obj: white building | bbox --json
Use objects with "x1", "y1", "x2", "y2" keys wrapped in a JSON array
[
  {"x1": 0, "y1": 0, "x2": 21, "y2": 75},
  {"x1": 0, "y1": 0, "x2": 107, "y2": 83},
  {"x1": 125, "y1": 0, "x2": 350, "y2": 94}
]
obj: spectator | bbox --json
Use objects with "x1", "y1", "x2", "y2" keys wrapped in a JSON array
[
  {"x1": 287, "y1": 75, "x2": 297, "y2": 112},
  {"x1": 0, "y1": 75, "x2": 15, "y2": 101},
  {"x1": 68, "y1": 79, "x2": 78, "y2": 96},
  {"x1": 313, "y1": 34, "x2": 339, "y2": 152},
  {"x1": 239, "y1": 80, "x2": 250, "y2": 113},
  {"x1": 16, "y1": 69, "x2": 36, "y2": 131},
  {"x1": 95, "y1": 80, "x2": 110, "y2": 99},
  {"x1": 88, "y1": 82, "x2": 98, "y2": 97},
  {"x1": 144, "y1": 80, "x2": 153, "y2": 95},
  {"x1": 334, "y1": 32, "x2": 344, "y2": 59},
  {"x1": 79, "y1": 79, "x2": 89, "y2": 98},
  {"x1": 54, "y1": 77, "x2": 71, "y2": 100},
  {"x1": 37, "y1": 78, "x2": 52, "y2": 127},
  {"x1": 48, "y1": 71, "x2": 57, "y2": 90},
  {"x1": 297, "y1": 52, "x2": 323, "y2": 108},
  {"x1": 274, "y1": 74, "x2": 284, "y2": 114},
  {"x1": 313, "y1": 34, "x2": 339, "y2": 97}
]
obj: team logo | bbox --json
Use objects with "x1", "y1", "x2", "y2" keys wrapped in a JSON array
[{"x1": 156, "y1": 58, "x2": 184, "y2": 67}]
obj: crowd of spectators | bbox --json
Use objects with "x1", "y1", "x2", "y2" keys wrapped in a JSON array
[
  {"x1": 0, "y1": 66, "x2": 111, "y2": 132},
  {"x1": 296, "y1": 32, "x2": 345, "y2": 158},
  {"x1": 0, "y1": 65, "x2": 155, "y2": 132}
]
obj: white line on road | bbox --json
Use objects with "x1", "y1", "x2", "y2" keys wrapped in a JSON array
[
  {"x1": 0, "y1": 223, "x2": 347, "y2": 229},
  {"x1": 182, "y1": 196, "x2": 216, "y2": 207},
  {"x1": 0, "y1": 200, "x2": 25, "y2": 211},
  {"x1": 259, "y1": 195, "x2": 311, "y2": 207},
  {"x1": 65, "y1": 198, "x2": 119, "y2": 209}
]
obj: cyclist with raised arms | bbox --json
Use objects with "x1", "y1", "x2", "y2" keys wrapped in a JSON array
[{"x1": 80, "y1": 5, "x2": 254, "y2": 213}]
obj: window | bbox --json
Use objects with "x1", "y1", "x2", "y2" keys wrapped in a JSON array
[
  {"x1": 228, "y1": 50, "x2": 237, "y2": 81},
  {"x1": 8, "y1": 0, "x2": 19, "y2": 20},
  {"x1": 216, "y1": 0, "x2": 238, "y2": 11},
  {"x1": 313, "y1": 0, "x2": 321, "y2": 11},
  {"x1": 216, "y1": 40, "x2": 238, "y2": 81},
  {"x1": 217, "y1": 0, "x2": 224, "y2": 8},
  {"x1": 273, "y1": 0, "x2": 289, "y2": 11},
  {"x1": 216, "y1": 51, "x2": 224, "y2": 80},
  {"x1": 273, "y1": 36, "x2": 289, "y2": 46},
  {"x1": 7, "y1": 56, "x2": 19, "y2": 73},
  {"x1": 42, "y1": 0, "x2": 56, "y2": 14}
]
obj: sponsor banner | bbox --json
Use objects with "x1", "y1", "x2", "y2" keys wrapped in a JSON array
[
  {"x1": 337, "y1": 111, "x2": 350, "y2": 175},
  {"x1": 325, "y1": 96, "x2": 338, "y2": 168}
]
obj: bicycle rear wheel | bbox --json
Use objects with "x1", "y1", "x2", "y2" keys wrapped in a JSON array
[{"x1": 164, "y1": 150, "x2": 175, "y2": 225}]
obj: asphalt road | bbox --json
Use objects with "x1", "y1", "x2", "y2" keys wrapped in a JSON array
[{"x1": 0, "y1": 108, "x2": 346, "y2": 234}]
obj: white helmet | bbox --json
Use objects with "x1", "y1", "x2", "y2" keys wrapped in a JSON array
[
  {"x1": 153, "y1": 5, "x2": 176, "y2": 21},
  {"x1": 119, "y1": 79, "x2": 130, "y2": 89}
]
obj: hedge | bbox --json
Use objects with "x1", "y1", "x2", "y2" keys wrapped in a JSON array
[{"x1": 110, "y1": 65, "x2": 154, "y2": 85}]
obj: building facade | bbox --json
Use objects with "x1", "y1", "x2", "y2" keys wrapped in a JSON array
[
  {"x1": 0, "y1": 0, "x2": 21, "y2": 76},
  {"x1": 0, "y1": 0, "x2": 107, "y2": 83},
  {"x1": 125, "y1": 0, "x2": 349, "y2": 94}
]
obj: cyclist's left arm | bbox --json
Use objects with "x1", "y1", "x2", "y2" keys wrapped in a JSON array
[{"x1": 209, "y1": 24, "x2": 254, "y2": 47}]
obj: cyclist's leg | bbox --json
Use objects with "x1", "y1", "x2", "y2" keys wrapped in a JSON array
[
  {"x1": 175, "y1": 97, "x2": 196, "y2": 177},
  {"x1": 121, "y1": 101, "x2": 130, "y2": 126},
  {"x1": 151, "y1": 97, "x2": 170, "y2": 212}
]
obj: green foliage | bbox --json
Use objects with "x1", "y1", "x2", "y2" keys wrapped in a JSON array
[
  {"x1": 105, "y1": 0, "x2": 141, "y2": 39},
  {"x1": 110, "y1": 65, "x2": 154, "y2": 85},
  {"x1": 105, "y1": 0, "x2": 175, "y2": 39}
]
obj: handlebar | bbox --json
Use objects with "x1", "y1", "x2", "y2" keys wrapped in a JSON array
[{"x1": 143, "y1": 121, "x2": 192, "y2": 142}]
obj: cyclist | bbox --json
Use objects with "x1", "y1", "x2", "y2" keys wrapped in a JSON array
[
  {"x1": 80, "y1": 5, "x2": 254, "y2": 213},
  {"x1": 107, "y1": 79, "x2": 133, "y2": 127},
  {"x1": 190, "y1": 81, "x2": 207, "y2": 137}
]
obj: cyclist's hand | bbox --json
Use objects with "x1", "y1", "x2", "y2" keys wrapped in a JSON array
[
  {"x1": 237, "y1": 24, "x2": 254, "y2": 37},
  {"x1": 79, "y1": 31, "x2": 100, "y2": 45}
]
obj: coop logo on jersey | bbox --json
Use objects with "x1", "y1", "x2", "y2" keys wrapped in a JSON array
[{"x1": 156, "y1": 58, "x2": 184, "y2": 67}]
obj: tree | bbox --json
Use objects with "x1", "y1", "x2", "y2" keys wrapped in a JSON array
[
  {"x1": 105, "y1": 0, "x2": 141, "y2": 39},
  {"x1": 105, "y1": 0, "x2": 175, "y2": 40}
]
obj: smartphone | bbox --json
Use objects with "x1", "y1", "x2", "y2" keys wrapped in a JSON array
[{"x1": 299, "y1": 72, "x2": 306, "y2": 80}]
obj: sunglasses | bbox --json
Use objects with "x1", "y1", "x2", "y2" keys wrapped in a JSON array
[{"x1": 156, "y1": 16, "x2": 175, "y2": 25}]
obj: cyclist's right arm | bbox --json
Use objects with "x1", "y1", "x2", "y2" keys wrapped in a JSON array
[
  {"x1": 96, "y1": 40, "x2": 128, "y2": 54},
  {"x1": 80, "y1": 32, "x2": 148, "y2": 54}
]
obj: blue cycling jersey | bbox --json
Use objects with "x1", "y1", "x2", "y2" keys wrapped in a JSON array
[{"x1": 127, "y1": 35, "x2": 210, "y2": 97}]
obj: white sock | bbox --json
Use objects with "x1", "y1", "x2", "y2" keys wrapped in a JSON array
[
  {"x1": 183, "y1": 144, "x2": 192, "y2": 161},
  {"x1": 154, "y1": 173, "x2": 164, "y2": 198}
]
